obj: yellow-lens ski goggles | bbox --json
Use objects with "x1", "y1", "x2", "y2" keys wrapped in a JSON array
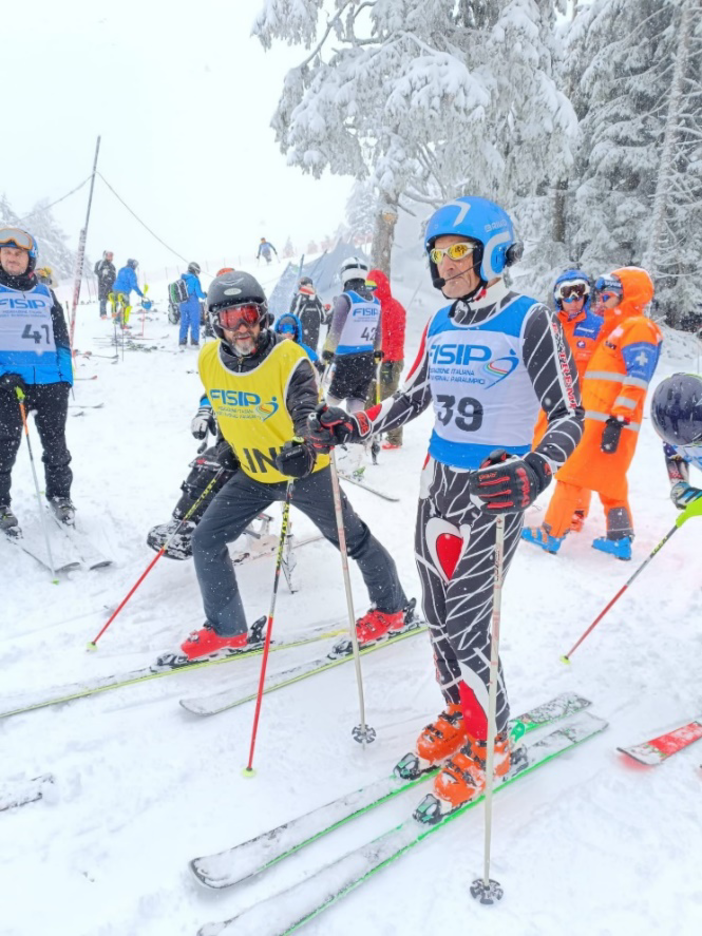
[{"x1": 429, "y1": 242, "x2": 475, "y2": 264}]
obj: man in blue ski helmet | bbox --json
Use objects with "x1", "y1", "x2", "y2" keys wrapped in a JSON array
[{"x1": 306, "y1": 195, "x2": 583, "y2": 813}]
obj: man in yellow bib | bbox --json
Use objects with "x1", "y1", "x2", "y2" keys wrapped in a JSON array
[{"x1": 180, "y1": 271, "x2": 408, "y2": 661}]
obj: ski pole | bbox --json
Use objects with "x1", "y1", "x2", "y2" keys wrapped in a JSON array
[
  {"x1": 471, "y1": 514, "x2": 505, "y2": 905},
  {"x1": 243, "y1": 481, "x2": 294, "y2": 777},
  {"x1": 561, "y1": 498, "x2": 702, "y2": 663},
  {"x1": 87, "y1": 467, "x2": 226, "y2": 649},
  {"x1": 15, "y1": 387, "x2": 58, "y2": 584},
  {"x1": 329, "y1": 449, "x2": 375, "y2": 745}
]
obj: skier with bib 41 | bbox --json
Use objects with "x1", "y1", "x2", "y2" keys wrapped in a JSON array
[
  {"x1": 0, "y1": 227, "x2": 75, "y2": 532},
  {"x1": 306, "y1": 197, "x2": 583, "y2": 812}
]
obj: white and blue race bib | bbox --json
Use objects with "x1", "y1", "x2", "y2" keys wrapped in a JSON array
[{"x1": 426, "y1": 298, "x2": 540, "y2": 469}]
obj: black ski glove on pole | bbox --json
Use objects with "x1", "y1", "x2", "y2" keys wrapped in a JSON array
[
  {"x1": 305, "y1": 404, "x2": 362, "y2": 453},
  {"x1": 601, "y1": 416, "x2": 625, "y2": 454},
  {"x1": 0, "y1": 373, "x2": 27, "y2": 396},
  {"x1": 471, "y1": 448, "x2": 552, "y2": 514},
  {"x1": 274, "y1": 440, "x2": 317, "y2": 479}
]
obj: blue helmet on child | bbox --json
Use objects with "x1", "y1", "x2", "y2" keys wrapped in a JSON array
[
  {"x1": 424, "y1": 196, "x2": 522, "y2": 290},
  {"x1": 553, "y1": 268, "x2": 591, "y2": 308}
]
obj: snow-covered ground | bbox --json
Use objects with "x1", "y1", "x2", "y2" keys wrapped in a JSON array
[{"x1": 2, "y1": 267, "x2": 702, "y2": 936}]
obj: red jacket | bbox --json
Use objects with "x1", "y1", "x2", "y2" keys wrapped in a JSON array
[{"x1": 368, "y1": 269, "x2": 406, "y2": 363}]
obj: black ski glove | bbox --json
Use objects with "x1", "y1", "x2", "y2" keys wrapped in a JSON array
[
  {"x1": 321, "y1": 349, "x2": 334, "y2": 364},
  {"x1": 601, "y1": 416, "x2": 625, "y2": 454},
  {"x1": 373, "y1": 350, "x2": 384, "y2": 364},
  {"x1": 274, "y1": 439, "x2": 317, "y2": 479},
  {"x1": 305, "y1": 404, "x2": 363, "y2": 453},
  {"x1": 471, "y1": 449, "x2": 552, "y2": 514},
  {"x1": 0, "y1": 373, "x2": 27, "y2": 397}
]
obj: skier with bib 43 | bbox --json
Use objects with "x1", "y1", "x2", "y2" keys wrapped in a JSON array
[{"x1": 306, "y1": 197, "x2": 583, "y2": 812}]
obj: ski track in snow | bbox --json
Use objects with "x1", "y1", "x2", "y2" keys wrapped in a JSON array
[{"x1": 1, "y1": 279, "x2": 702, "y2": 936}]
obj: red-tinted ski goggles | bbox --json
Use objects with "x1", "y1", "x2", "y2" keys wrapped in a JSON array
[{"x1": 217, "y1": 305, "x2": 262, "y2": 329}]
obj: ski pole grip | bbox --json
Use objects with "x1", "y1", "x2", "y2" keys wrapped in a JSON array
[{"x1": 677, "y1": 497, "x2": 702, "y2": 528}]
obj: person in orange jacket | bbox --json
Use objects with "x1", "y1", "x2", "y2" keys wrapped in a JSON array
[
  {"x1": 523, "y1": 269, "x2": 602, "y2": 551},
  {"x1": 523, "y1": 266, "x2": 662, "y2": 561}
]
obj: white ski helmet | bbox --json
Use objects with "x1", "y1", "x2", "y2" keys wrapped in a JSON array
[{"x1": 339, "y1": 255, "x2": 369, "y2": 287}]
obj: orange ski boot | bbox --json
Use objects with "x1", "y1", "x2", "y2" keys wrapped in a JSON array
[
  {"x1": 432, "y1": 730, "x2": 515, "y2": 812},
  {"x1": 416, "y1": 703, "x2": 469, "y2": 766}
]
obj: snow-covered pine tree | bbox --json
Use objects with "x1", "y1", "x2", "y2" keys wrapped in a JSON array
[
  {"x1": 564, "y1": 0, "x2": 702, "y2": 325},
  {"x1": 255, "y1": 1, "x2": 576, "y2": 280},
  {"x1": 346, "y1": 180, "x2": 375, "y2": 247},
  {"x1": 0, "y1": 194, "x2": 21, "y2": 227},
  {"x1": 18, "y1": 200, "x2": 76, "y2": 280}
]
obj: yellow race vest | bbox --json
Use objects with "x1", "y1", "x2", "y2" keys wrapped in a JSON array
[{"x1": 198, "y1": 340, "x2": 328, "y2": 484}]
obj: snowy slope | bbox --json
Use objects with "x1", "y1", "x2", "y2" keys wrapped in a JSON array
[{"x1": 1, "y1": 272, "x2": 702, "y2": 936}]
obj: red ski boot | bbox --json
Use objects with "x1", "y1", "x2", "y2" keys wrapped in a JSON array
[
  {"x1": 179, "y1": 624, "x2": 248, "y2": 662},
  {"x1": 432, "y1": 730, "x2": 515, "y2": 812},
  {"x1": 355, "y1": 608, "x2": 406, "y2": 646}
]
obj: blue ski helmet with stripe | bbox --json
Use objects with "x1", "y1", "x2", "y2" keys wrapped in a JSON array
[{"x1": 424, "y1": 196, "x2": 522, "y2": 290}]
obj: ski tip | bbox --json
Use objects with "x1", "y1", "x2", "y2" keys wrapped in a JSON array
[
  {"x1": 560, "y1": 654, "x2": 571, "y2": 665},
  {"x1": 241, "y1": 766, "x2": 257, "y2": 779}
]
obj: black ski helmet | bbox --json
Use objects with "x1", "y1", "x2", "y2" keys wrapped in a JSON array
[
  {"x1": 651, "y1": 373, "x2": 702, "y2": 447},
  {"x1": 127, "y1": 258, "x2": 138, "y2": 270},
  {"x1": 188, "y1": 262, "x2": 201, "y2": 275},
  {"x1": 207, "y1": 271, "x2": 268, "y2": 340},
  {"x1": 299, "y1": 276, "x2": 313, "y2": 287}
]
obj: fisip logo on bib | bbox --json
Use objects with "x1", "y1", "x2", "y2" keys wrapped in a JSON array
[{"x1": 210, "y1": 389, "x2": 279, "y2": 421}]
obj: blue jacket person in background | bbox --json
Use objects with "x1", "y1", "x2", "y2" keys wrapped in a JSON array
[
  {"x1": 179, "y1": 262, "x2": 207, "y2": 347},
  {"x1": 0, "y1": 227, "x2": 75, "y2": 531},
  {"x1": 112, "y1": 258, "x2": 144, "y2": 327}
]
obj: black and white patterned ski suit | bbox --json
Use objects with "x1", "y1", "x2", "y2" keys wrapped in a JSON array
[{"x1": 356, "y1": 280, "x2": 584, "y2": 738}]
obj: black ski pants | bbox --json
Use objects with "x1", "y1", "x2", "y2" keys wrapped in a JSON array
[
  {"x1": 0, "y1": 382, "x2": 73, "y2": 506},
  {"x1": 191, "y1": 465, "x2": 407, "y2": 636}
]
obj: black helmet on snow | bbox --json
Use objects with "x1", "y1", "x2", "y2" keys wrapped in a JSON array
[
  {"x1": 651, "y1": 373, "x2": 702, "y2": 447},
  {"x1": 127, "y1": 258, "x2": 138, "y2": 270},
  {"x1": 207, "y1": 271, "x2": 268, "y2": 340},
  {"x1": 188, "y1": 262, "x2": 201, "y2": 275}
]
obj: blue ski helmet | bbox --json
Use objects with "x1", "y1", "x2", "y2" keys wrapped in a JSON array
[
  {"x1": 0, "y1": 226, "x2": 39, "y2": 273},
  {"x1": 424, "y1": 196, "x2": 522, "y2": 289},
  {"x1": 553, "y1": 268, "x2": 591, "y2": 308},
  {"x1": 651, "y1": 373, "x2": 702, "y2": 447}
]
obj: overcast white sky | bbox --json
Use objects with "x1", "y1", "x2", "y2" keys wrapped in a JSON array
[{"x1": 2, "y1": 0, "x2": 352, "y2": 275}]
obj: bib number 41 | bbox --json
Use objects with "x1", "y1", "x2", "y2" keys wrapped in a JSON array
[
  {"x1": 22, "y1": 323, "x2": 51, "y2": 345},
  {"x1": 436, "y1": 395, "x2": 484, "y2": 432}
]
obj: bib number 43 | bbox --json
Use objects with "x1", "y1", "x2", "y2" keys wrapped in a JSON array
[{"x1": 436, "y1": 394, "x2": 484, "y2": 432}]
